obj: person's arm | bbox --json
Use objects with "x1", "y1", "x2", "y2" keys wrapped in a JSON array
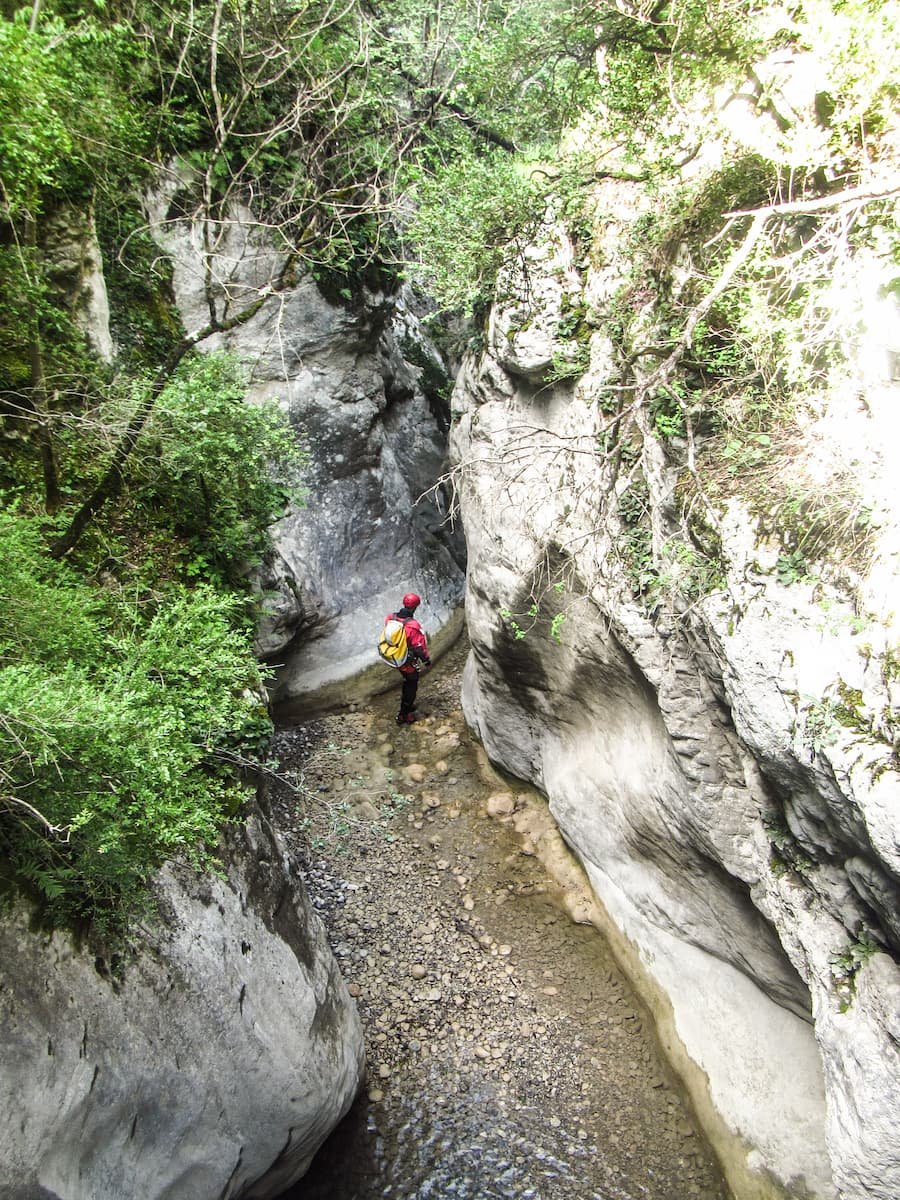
[{"x1": 407, "y1": 621, "x2": 431, "y2": 665}]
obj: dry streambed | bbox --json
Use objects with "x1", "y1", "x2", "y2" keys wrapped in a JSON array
[{"x1": 271, "y1": 644, "x2": 730, "y2": 1200}]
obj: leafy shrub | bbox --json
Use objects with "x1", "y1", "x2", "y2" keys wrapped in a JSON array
[
  {"x1": 0, "y1": 510, "x2": 100, "y2": 667},
  {"x1": 404, "y1": 151, "x2": 544, "y2": 313},
  {"x1": 0, "y1": 515, "x2": 270, "y2": 930},
  {"x1": 131, "y1": 353, "x2": 307, "y2": 582}
]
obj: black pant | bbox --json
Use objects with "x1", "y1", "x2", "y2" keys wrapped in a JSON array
[{"x1": 400, "y1": 671, "x2": 419, "y2": 716}]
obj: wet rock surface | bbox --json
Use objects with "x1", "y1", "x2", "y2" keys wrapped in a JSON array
[{"x1": 271, "y1": 642, "x2": 730, "y2": 1200}]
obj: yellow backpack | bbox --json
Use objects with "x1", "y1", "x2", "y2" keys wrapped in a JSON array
[{"x1": 378, "y1": 616, "x2": 410, "y2": 668}]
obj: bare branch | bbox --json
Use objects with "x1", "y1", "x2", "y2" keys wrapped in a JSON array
[
  {"x1": 0, "y1": 795, "x2": 71, "y2": 841},
  {"x1": 726, "y1": 180, "x2": 900, "y2": 219}
]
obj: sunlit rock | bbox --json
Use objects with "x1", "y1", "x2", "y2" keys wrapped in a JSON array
[{"x1": 451, "y1": 199, "x2": 900, "y2": 1199}]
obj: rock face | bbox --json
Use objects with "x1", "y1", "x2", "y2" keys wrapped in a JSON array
[
  {"x1": 145, "y1": 175, "x2": 466, "y2": 717},
  {"x1": 0, "y1": 798, "x2": 364, "y2": 1200},
  {"x1": 42, "y1": 204, "x2": 115, "y2": 363},
  {"x1": 450, "y1": 207, "x2": 900, "y2": 1200}
]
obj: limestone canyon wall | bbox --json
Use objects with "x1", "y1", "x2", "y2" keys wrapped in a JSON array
[
  {"x1": 0, "y1": 798, "x2": 364, "y2": 1200},
  {"x1": 450, "y1": 196, "x2": 900, "y2": 1200},
  {"x1": 145, "y1": 171, "x2": 466, "y2": 717}
]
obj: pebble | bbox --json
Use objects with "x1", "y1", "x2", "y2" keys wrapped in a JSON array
[
  {"x1": 274, "y1": 665, "x2": 729, "y2": 1200},
  {"x1": 486, "y1": 792, "x2": 516, "y2": 817}
]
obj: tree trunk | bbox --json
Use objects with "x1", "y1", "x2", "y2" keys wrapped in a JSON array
[{"x1": 23, "y1": 214, "x2": 62, "y2": 513}]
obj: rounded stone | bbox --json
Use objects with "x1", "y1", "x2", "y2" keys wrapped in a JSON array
[{"x1": 486, "y1": 792, "x2": 516, "y2": 817}]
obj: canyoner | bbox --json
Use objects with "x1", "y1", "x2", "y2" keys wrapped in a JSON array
[{"x1": 378, "y1": 592, "x2": 431, "y2": 725}]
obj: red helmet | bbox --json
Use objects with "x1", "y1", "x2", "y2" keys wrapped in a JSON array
[{"x1": 402, "y1": 592, "x2": 421, "y2": 610}]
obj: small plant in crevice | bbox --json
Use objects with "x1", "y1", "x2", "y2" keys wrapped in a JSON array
[
  {"x1": 500, "y1": 604, "x2": 535, "y2": 641},
  {"x1": 615, "y1": 475, "x2": 727, "y2": 610},
  {"x1": 499, "y1": 599, "x2": 568, "y2": 645},
  {"x1": 814, "y1": 598, "x2": 869, "y2": 637},
  {"x1": 796, "y1": 678, "x2": 899, "y2": 778},
  {"x1": 799, "y1": 696, "x2": 842, "y2": 750},
  {"x1": 776, "y1": 550, "x2": 813, "y2": 586},
  {"x1": 762, "y1": 814, "x2": 816, "y2": 879},
  {"x1": 546, "y1": 340, "x2": 592, "y2": 384},
  {"x1": 830, "y1": 931, "x2": 880, "y2": 1011},
  {"x1": 617, "y1": 477, "x2": 657, "y2": 600},
  {"x1": 649, "y1": 389, "x2": 686, "y2": 442}
]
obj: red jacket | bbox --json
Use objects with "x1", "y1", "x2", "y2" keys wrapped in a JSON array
[{"x1": 387, "y1": 611, "x2": 429, "y2": 672}]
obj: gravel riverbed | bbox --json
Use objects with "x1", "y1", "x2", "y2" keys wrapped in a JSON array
[{"x1": 272, "y1": 640, "x2": 731, "y2": 1200}]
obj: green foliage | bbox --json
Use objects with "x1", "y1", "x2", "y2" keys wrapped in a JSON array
[
  {"x1": 649, "y1": 391, "x2": 686, "y2": 442},
  {"x1": 0, "y1": 11, "x2": 145, "y2": 215},
  {"x1": 95, "y1": 203, "x2": 182, "y2": 370},
  {"x1": 830, "y1": 930, "x2": 879, "y2": 1010},
  {"x1": 584, "y1": 0, "x2": 766, "y2": 160},
  {"x1": 382, "y1": 0, "x2": 600, "y2": 150},
  {"x1": 719, "y1": 431, "x2": 773, "y2": 474},
  {"x1": 405, "y1": 152, "x2": 544, "y2": 313},
  {"x1": 665, "y1": 539, "x2": 727, "y2": 601},
  {"x1": 0, "y1": 509, "x2": 99, "y2": 666},
  {"x1": 131, "y1": 354, "x2": 307, "y2": 582},
  {"x1": 618, "y1": 478, "x2": 656, "y2": 596},
  {"x1": 547, "y1": 340, "x2": 592, "y2": 384},
  {"x1": 762, "y1": 814, "x2": 816, "y2": 878},
  {"x1": 798, "y1": 674, "x2": 899, "y2": 778},
  {"x1": 499, "y1": 603, "x2": 534, "y2": 641},
  {"x1": 776, "y1": 551, "x2": 812, "y2": 586},
  {"x1": 499, "y1": 598, "x2": 567, "y2": 644},
  {"x1": 0, "y1": 510, "x2": 273, "y2": 930},
  {"x1": 797, "y1": 0, "x2": 900, "y2": 166}
]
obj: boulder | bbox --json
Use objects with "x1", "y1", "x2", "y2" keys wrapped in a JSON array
[{"x1": 0, "y1": 800, "x2": 364, "y2": 1200}]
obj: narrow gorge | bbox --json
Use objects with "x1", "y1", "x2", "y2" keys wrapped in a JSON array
[{"x1": 1, "y1": 3, "x2": 898, "y2": 1200}]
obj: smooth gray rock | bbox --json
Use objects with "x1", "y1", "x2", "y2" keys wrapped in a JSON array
[
  {"x1": 450, "y1": 212, "x2": 900, "y2": 1199},
  {"x1": 145, "y1": 175, "x2": 466, "y2": 716},
  {"x1": 0, "y1": 800, "x2": 365, "y2": 1200},
  {"x1": 42, "y1": 204, "x2": 114, "y2": 362}
]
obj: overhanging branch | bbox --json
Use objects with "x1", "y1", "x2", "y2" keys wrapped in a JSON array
[{"x1": 726, "y1": 180, "x2": 900, "y2": 219}]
